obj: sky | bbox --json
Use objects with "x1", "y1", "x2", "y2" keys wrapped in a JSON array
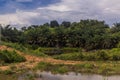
[{"x1": 0, "y1": 0, "x2": 120, "y2": 27}]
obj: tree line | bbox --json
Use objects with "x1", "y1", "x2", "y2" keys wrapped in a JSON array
[{"x1": 1, "y1": 19, "x2": 120, "y2": 51}]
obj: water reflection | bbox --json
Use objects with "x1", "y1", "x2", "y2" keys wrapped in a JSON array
[{"x1": 19, "y1": 71, "x2": 120, "y2": 80}]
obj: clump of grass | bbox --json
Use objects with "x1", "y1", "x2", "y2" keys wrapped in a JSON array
[
  {"x1": 2, "y1": 69, "x2": 14, "y2": 75},
  {"x1": 25, "y1": 73, "x2": 35, "y2": 80},
  {"x1": 35, "y1": 61, "x2": 120, "y2": 75},
  {"x1": 51, "y1": 65, "x2": 68, "y2": 74},
  {"x1": 35, "y1": 62, "x2": 52, "y2": 71},
  {"x1": 0, "y1": 50, "x2": 26, "y2": 63},
  {"x1": 1, "y1": 42, "x2": 47, "y2": 57},
  {"x1": 54, "y1": 52, "x2": 84, "y2": 61},
  {"x1": 35, "y1": 62, "x2": 68, "y2": 74},
  {"x1": 10, "y1": 65, "x2": 17, "y2": 70},
  {"x1": 0, "y1": 61, "x2": 6, "y2": 66},
  {"x1": 1, "y1": 42, "x2": 26, "y2": 52},
  {"x1": 27, "y1": 48, "x2": 48, "y2": 57},
  {"x1": 54, "y1": 49, "x2": 120, "y2": 61}
]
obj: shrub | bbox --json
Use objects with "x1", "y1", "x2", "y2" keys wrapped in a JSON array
[
  {"x1": 0, "y1": 50, "x2": 26, "y2": 63},
  {"x1": 35, "y1": 62, "x2": 51, "y2": 70},
  {"x1": 54, "y1": 52, "x2": 84, "y2": 61},
  {"x1": 53, "y1": 66, "x2": 68, "y2": 74},
  {"x1": 111, "y1": 53, "x2": 120, "y2": 60},
  {"x1": 43, "y1": 48, "x2": 63, "y2": 55},
  {"x1": 29, "y1": 48, "x2": 47, "y2": 57},
  {"x1": 62, "y1": 48, "x2": 81, "y2": 53},
  {"x1": 3, "y1": 69, "x2": 14, "y2": 75},
  {"x1": 84, "y1": 63, "x2": 94, "y2": 69},
  {"x1": 2, "y1": 42, "x2": 26, "y2": 52},
  {"x1": 55, "y1": 50, "x2": 120, "y2": 61},
  {"x1": 34, "y1": 47, "x2": 81, "y2": 55},
  {"x1": 95, "y1": 51, "x2": 110, "y2": 60}
]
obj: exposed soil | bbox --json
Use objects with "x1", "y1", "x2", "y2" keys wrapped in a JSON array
[{"x1": 0, "y1": 45, "x2": 81, "y2": 70}]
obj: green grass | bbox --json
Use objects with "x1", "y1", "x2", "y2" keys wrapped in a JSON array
[
  {"x1": 26, "y1": 48, "x2": 48, "y2": 57},
  {"x1": 0, "y1": 50, "x2": 26, "y2": 64},
  {"x1": 35, "y1": 61, "x2": 120, "y2": 75},
  {"x1": 1, "y1": 42, "x2": 47, "y2": 57},
  {"x1": 35, "y1": 62, "x2": 69, "y2": 74},
  {"x1": 1, "y1": 42, "x2": 120, "y2": 75},
  {"x1": 54, "y1": 49, "x2": 120, "y2": 61},
  {"x1": 1, "y1": 42, "x2": 26, "y2": 52}
]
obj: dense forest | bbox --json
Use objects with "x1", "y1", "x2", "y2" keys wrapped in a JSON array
[{"x1": 1, "y1": 19, "x2": 120, "y2": 51}]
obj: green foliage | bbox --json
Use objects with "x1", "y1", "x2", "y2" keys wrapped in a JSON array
[
  {"x1": 62, "y1": 48, "x2": 81, "y2": 53},
  {"x1": 0, "y1": 50, "x2": 26, "y2": 63},
  {"x1": 1, "y1": 42, "x2": 47, "y2": 57},
  {"x1": 2, "y1": 19, "x2": 120, "y2": 51},
  {"x1": 35, "y1": 62, "x2": 69, "y2": 74},
  {"x1": 54, "y1": 49, "x2": 120, "y2": 61},
  {"x1": 53, "y1": 66, "x2": 68, "y2": 74},
  {"x1": 1, "y1": 25, "x2": 21, "y2": 42},
  {"x1": 25, "y1": 74, "x2": 35, "y2": 80},
  {"x1": 35, "y1": 62, "x2": 52, "y2": 71},
  {"x1": 34, "y1": 61, "x2": 120, "y2": 75},
  {"x1": 2, "y1": 69, "x2": 14, "y2": 75},
  {"x1": 31, "y1": 48, "x2": 48, "y2": 57},
  {"x1": 50, "y1": 20, "x2": 59, "y2": 27},
  {"x1": 109, "y1": 48, "x2": 120, "y2": 60},
  {"x1": 61, "y1": 21, "x2": 71, "y2": 28},
  {"x1": 75, "y1": 63, "x2": 95, "y2": 70},
  {"x1": 34, "y1": 47, "x2": 81, "y2": 55},
  {"x1": 2, "y1": 42, "x2": 26, "y2": 52},
  {"x1": 54, "y1": 52, "x2": 84, "y2": 61},
  {"x1": 96, "y1": 51, "x2": 110, "y2": 60}
]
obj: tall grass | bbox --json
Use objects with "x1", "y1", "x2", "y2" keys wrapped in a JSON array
[
  {"x1": 35, "y1": 61, "x2": 120, "y2": 75},
  {"x1": 1, "y1": 42, "x2": 47, "y2": 57},
  {"x1": 0, "y1": 50, "x2": 26, "y2": 63},
  {"x1": 1, "y1": 42, "x2": 26, "y2": 52},
  {"x1": 54, "y1": 49, "x2": 120, "y2": 61}
]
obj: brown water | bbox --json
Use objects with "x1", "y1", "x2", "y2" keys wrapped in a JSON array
[{"x1": 19, "y1": 71, "x2": 120, "y2": 80}]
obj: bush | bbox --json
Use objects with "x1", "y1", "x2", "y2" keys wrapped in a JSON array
[
  {"x1": 0, "y1": 50, "x2": 26, "y2": 63},
  {"x1": 35, "y1": 62, "x2": 51, "y2": 70},
  {"x1": 62, "y1": 48, "x2": 81, "y2": 53},
  {"x1": 96, "y1": 51, "x2": 110, "y2": 60},
  {"x1": 109, "y1": 48, "x2": 120, "y2": 61},
  {"x1": 53, "y1": 66, "x2": 68, "y2": 74},
  {"x1": 54, "y1": 52, "x2": 84, "y2": 61},
  {"x1": 111, "y1": 53, "x2": 120, "y2": 60},
  {"x1": 28, "y1": 48, "x2": 47, "y2": 57},
  {"x1": 3, "y1": 69, "x2": 14, "y2": 75},
  {"x1": 55, "y1": 50, "x2": 120, "y2": 61},
  {"x1": 37, "y1": 48, "x2": 63, "y2": 55},
  {"x1": 2, "y1": 42, "x2": 26, "y2": 52},
  {"x1": 34, "y1": 47, "x2": 82, "y2": 55}
]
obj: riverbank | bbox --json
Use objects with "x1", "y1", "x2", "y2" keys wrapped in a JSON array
[
  {"x1": 0, "y1": 45, "x2": 120, "y2": 78},
  {"x1": 0, "y1": 61, "x2": 120, "y2": 80},
  {"x1": 35, "y1": 61, "x2": 120, "y2": 75},
  {"x1": 1, "y1": 60, "x2": 120, "y2": 76}
]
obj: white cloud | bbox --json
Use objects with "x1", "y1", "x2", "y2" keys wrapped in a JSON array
[
  {"x1": 0, "y1": 10, "x2": 40, "y2": 25},
  {"x1": 16, "y1": 0, "x2": 33, "y2": 2},
  {"x1": 0, "y1": 0, "x2": 120, "y2": 26},
  {"x1": 38, "y1": 5, "x2": 71, "y2": 12}
]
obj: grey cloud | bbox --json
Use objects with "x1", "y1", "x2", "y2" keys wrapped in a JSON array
[{"x1": 0, "y1": 0, "x2": 120, "y2": 26}]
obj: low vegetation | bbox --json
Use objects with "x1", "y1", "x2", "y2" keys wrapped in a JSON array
[
  {"x1": 1, "y1": 19, "x2": 120, "y2": 79},
  {"x1": 35, "y1": 61, "x2": 120, "y2": 75},
  {"x1": 0, "y1": 50, "x2": 26, "y2": 64},
  {"x1": 54, "y1": 48, "x2": 120, "y2": 61},
  {"x1": 1, "y1": 42, "x2": 47, "y2": 57},
  {"x1": 1, "y1": 20, "x2": 120, "y2": 51}
]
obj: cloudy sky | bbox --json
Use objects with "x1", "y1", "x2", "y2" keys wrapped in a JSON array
[{"x1": 0, "y1": 0, "x2": 120, "y2": 26}]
